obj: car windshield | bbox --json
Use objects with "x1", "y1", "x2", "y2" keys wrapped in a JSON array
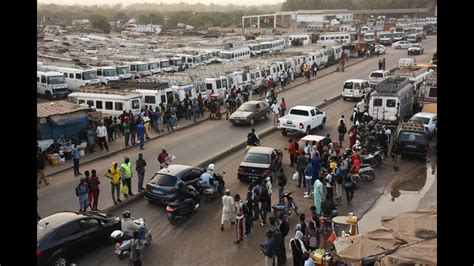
[
  {"x1": 399, "y1": 131, "x2": 426, "y2": 143},
  {"x1": 238, "y1": 103, "x2": 256, "y2": 112},
  {"x1": 370, "y1": 72, "x2": 384, "y2": 78},
  {"x1": 48, "y1": 76, "x2": 66, "y2": 84},
  {"x1": 410, "y1": 116, "x2": 430, "y2": 125},
  {"x1": 152, "y1": 174, "x2": 177, "y2": 187},
  {"x1": 243, "y1": 152, "x2": 270, "y2": 164}
]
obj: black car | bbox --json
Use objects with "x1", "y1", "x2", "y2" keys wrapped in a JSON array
[
  {"x1": 229, "y1": 100, "x2": 271, "y2": 125},
  {"x1": 144, "y1": 164, "x2": 204, "y2": 204},
  {"x1": 238, "y1": 146, "x2": 283, "y2": 182},
  {"x1": 37, "y1": 211, "x2": 121, "y2": 266},
  {"x1": 394, "y1": 122, "x2": 429, "y2": 157}
]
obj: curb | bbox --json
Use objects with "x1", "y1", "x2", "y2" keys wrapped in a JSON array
[
  {"x1": 46, "y1": 57, "x2": 368, "y2": 177},
  {"x1": 95, "y1": 86, "x2": 345, "y2": 212}
]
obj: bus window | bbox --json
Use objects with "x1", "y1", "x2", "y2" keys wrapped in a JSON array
[
  {"x1": 95, "y1": 100, "x2": 103, "y2": 109},
  {"x1": 76, "y1": 73, "x2": 82, "y2": 80},
  {"x1": 115, "y1": 102, "x2": 123, "y2": 111},
  {"x1": 69, "y1": 73, "x2": 74, "y2": 78},
  {"x1": 145, "y1": 96, "x2": 156, "y2": 104},
  {"x1": 373, "y1": 99, "x2": 382, "y2": 106},
  {"x1": 105, "y1": 101, "x2": 113, "y2": 110},
  {"x1": 130, "y1": 65, "x2": 136, "y2": 71},
  {"x1": 160, "y1": 95, "x2": 166, "y2": 104},
  {"x1": 132, "y1": 100, "x2": 140, "y2": 109},
  {"x1": 78, "y1": 100, "x2": 85, "y2": 104},
  {"x1": 37, "y1": 76, "x2": 40, "y2": 82},
  {"x1": 41, "y1": 76, "x2": 46, "y2": 83},
  {"x1": 386, "y1": 99, "x2": 396, "y2": 107},
  {"x1": 97, "y1": 69, "x2": 103, "y2": 76},
  {"x1": 64, "y1": 73, "x2": 68, "y2": 78}
]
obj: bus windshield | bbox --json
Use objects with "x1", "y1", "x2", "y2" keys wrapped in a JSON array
[
  {"x1": 219, "y1": 53, "x2": 232, "y2": 60},
  {"x1": 138, "y1": 64, "x2": 148, "y2": 71},
  {"x1": 48, "y1": 75, "x2": 66, "y2": 84},
  {"x1": 160, "y1": 61, "x2": 170, "y2": 68},
  {"x1": 103, "y1": 69, "x2": 117, "y2": 77},
  {"x1": 83, "y1": 71, "x2": 97, "y2": 80},
  {"x1": 117, "y1": 67, "x2": 130, "y2": 74}
]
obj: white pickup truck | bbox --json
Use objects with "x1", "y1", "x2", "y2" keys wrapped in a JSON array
[{"x1": 278, "y1": 105, "x2": 327, "y2": 136}]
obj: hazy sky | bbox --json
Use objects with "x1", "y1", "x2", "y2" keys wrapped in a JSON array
[{"x1": 38, "y1": 0, "x2": 285, "y2": 5}]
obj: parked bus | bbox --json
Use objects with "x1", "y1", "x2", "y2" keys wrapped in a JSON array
[
  {"x1": 42, "y1": 66, "x2": 100, "y2": 90},
  {"x1": 317, "y1": 32, "x2": 352, "y2": 44},
  {"x1": 218, "y1": 47, "x2": 251, "y2": 62},
  {"x1": 37, "y1": 71, "x2": 70, "y2": 99},
  {"x1": 116, "y1": 65, "x2": 133, "y2": 80},
  {"x1": 96, "y1": 66, "x2": 120, "y2": 85},
  {"x1": 68, "y1": 90, "x2": 142, "y2": 117},
  {"x1": 129, "y1": 61, "x2": 152, "y2": 78}
]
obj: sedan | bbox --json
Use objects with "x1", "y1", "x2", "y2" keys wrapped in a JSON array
[
  {"x1": 407, "y1": 43, "x2": 424, "y2": 55},
  {"x1": 229, "y1": 100, "x2": 271, "y2": 126},
  {"x1": 391, "y1": 41, "x2": 413, "y2": 49},
  {"x1": 145, "y1": 164, "x2": 204, "y2": 204},
  {"x1": 374, "y1": 45, "x2": 385, "y2": 55},
  {"x1": 408, "y1": 112, "x2": 437, "y2": 138},
  {"x1": 238, "y1": 146, "x2": 283, "y2": 182},
  {"x1": 37, "y1": 211, "x2": 121, "y2": 266}
]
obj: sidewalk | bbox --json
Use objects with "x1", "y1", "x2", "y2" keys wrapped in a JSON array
[{"x1": 43, "y1": 57, "x2": 367, "y2": 177}]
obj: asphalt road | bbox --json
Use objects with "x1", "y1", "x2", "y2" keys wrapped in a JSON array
[
  {"x1": 71, "y1": 94, "x2": 431, "y2": 265},
  {"x1": 38, "y1": 36, "x2": 437, "y2": 219}
]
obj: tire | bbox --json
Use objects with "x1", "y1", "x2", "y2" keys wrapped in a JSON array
[
  {"x1": 375, "y1": 156, "x2": 382, "y2": 168},
  {"x1": 343, "y1": 97, "x2": 346, "y2": 101},
  {"x1": 305, "y1": 126, "x2": 311, "y2": 136},
  {"x1": 146, "y1": 233, "x2": 152, "y2": 245},
  {"x1": 282, "y1": 130, "x2": 287, "y2": 136},
  {"x1": 397, "y1": 46, "x2": 400, "y2": 49},
  {"x1": 118, "y1": 251, "x2": 127, "y2": 260},
  {"x1": 250, "y1": 118, "x2": 255, "y2": 126},
  {"x1": 365, "y1": 172, "x2": 375, "y2": 182},
  {"x1": 264, "y1": 111, "x2": 269, "y2": 119},
  {"x1": 319, "y1": 118, "x2": 326, "y2": 129},
  {"x1": 51, "y1": 253, "x2": 68, "y2": 266},
  {"x1": 45, "y1": 91, "x2": 53, "y2": 100}
]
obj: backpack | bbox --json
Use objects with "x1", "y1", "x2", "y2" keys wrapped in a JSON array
[{"x1": 260, "y1": 186, "x2": 269, "y2": 202}]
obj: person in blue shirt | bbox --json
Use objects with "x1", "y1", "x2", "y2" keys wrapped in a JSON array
[
  {"x1": 136, "y1": 121, "x2": 145, "y2": 150},
  {"x1": 71, "y1": 141, "x2": 82, "y2": 176},
  {"x1": 311, "y1": 153, "x2": 322, "y2": 186},
  {"x1": 263, "y1": 229, "x2": 275, "y2": 266}
]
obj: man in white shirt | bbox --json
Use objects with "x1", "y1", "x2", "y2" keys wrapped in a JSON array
[
  {"x1": 383, "y1": 125, "x2": 392, "y2": 144},
  {"x1": 356, "y1": 100, "x2": 365, "y2": 114},
  {"x1": 271, "y1": 100, "x2": 280, "y2": 127},
  {"x1": 95, "y1": 122, "x2": 109, "y2": 151},
  {"x1": 221, "y1": 189, "x2": 235, "y2": 231}
]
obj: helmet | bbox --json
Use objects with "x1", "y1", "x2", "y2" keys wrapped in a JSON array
[
  {"x1": 177, "y1": 180, "x2": 185, "y2": 189},
  {"x1": 207, "y1": 164, "x2": 215, "y2": 171},
  {"x1": 122, "y1": 211, "x2": 131, "y2": 219},
  {"x1": 162, "y1": 147, "x2": 167, "y2": 152}
]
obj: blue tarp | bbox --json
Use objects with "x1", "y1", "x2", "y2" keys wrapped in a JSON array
[{"x1": 39, "y1": 114, "x2": 88, "y2": 140}]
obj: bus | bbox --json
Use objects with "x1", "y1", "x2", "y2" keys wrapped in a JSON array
[
  {"x1": 177, "y1": 53, "x2": 203, "y2": 69},
  {"x1": 317, "y1": 32, "x2": 352, "y2": 44},
  {"x1": 96, "y1": 66, "x2": 120, "y2": 85},
  {"x1": 129, "y1": 61, "x2": 152, "y2": 78},
  {"x1": 116, "y1": 65, "x2": 133, "y2": 80},
  {"x1": 147, "y1": 60, "x2": 161, "y2": 75},
  {"x1": 37, "y1": 71, "x2": 70, "y2": 99},
  {"x1": 42, "y1": 66, "x2": 100, "y2": 90},
  {"x1": 377, "y1": 31, "x2": 393, "y2": 45},
  {"x1": 68, "y1": 90, "x2": 142, "y2": 117},
  {"x1": 260, "y1": 39, "x2": 286, "y2": 53},
  {"x1": 288, "y1": 34, "x2": 311, "y2": 45},
  {"x1": 218, "y1": 47, "x2": 251, "y2": 62}
]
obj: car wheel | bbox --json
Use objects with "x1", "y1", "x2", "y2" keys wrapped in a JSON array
[
  {"x1": 264, "y1": 111, "x2": 269, "y2": 119},
  {"x1": 250, "y1": 118, "x2": 255, "y2": 125},
  {"x1": 282, "y1": 130, "x2": 287, "y2": 136},
  {"x1": 397, "y1": 46, "x2": 400, "y2": 49},
  {"x1": 52, "y1": 253, "x2": 68, "y2": 266},
  {"x1": 343, "y1": 97, "x2": 346, "y2": 101},
  {"x1": 305, "y1": 126, "x2": 311, "y2": 135},
  {"x1": 319, "y1": 118, "x2": 326, "y2": 129}
]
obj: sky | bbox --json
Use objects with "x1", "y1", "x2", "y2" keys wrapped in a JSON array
[{"x1": 38, "y1": 0, "x2": 285, "y2": 5}]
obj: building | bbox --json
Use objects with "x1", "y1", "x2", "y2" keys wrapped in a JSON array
[{"x1": 37, "y1": 100, "x2": 89, "y2": 141}]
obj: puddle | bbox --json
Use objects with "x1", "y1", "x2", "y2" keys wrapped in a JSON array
[{"x1": 358, "y1": 159, "x2": 436, "y2": 233}]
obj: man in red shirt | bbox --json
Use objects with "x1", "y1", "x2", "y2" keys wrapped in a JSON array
[
  {"x1": 157, "y1": 148, "x2": 169, "y2": 169},
  {"x1": 288, "y1": 138, "x2": 297, "y2": 167}
]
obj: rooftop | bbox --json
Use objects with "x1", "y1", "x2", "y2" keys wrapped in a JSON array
[{"x1": 37, "y1": 100, "x2": 88, "y2": 118}]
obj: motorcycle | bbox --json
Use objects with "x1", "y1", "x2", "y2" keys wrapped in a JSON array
[
  {"x1": 271, "y1": 191, "x2": 299, "y2": 219},
  {"x1": 195, "y1": 172, "x2": 226, "y2": 202},
  {"x1": 358, "y1": 164, "x2": 375, "y2": 182},
  {"x1": 110, "y1": 218, "x2": 152, "y2": 259},
  {"x1": 361, "y1": 151, "x2": 383, "y2": 168},
  {"x1": 160, "y1": 154, "x2": 176, "y2": 169},
  {"x1": 166, "y1": 186, "x2": 200, "y2": 225}
]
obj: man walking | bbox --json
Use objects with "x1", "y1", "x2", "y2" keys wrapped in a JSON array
[
  {"x1": 337, "y1": 120, "x2": 347, "y2": 146},
  {"x1": 259, "y1": 178, "x2": 271, "y2": 226},
  {"x1": 244, "y1": 191, "x2": 253, "y2": 237},
  {"x1": 234, "y1": 194, "x2": 245, "y2": 245},
  {"x1": 279, "y1": 98, "x2": 287, "y2": 117},
  {"x1": 313, "y1": 178, "x2": 323, "y2": 215},
  {"x1": 104, "y1": 161, "x2": 122, "y2": 205},
  {"x1": 279, "y1": 214, "x2": 290, "y2": 265},
  {"x1": 271, "y1": 100, "x2": 280, "y2": 127},
  {"x1": 37, "y1": 150, "x2": 49, "y2": 187},
  {"x1": 296, "y1": 153, "x2": 307, "y2": 188},
  {"x1": 96, "y1": 122, "x2": 109, "y2": 151},
  {"x1": 221, "y1": 189, "x2": 235, "y2": 231},
  {"x1": 71, "y1": 141, "x2": 82, "y2": 176},
  {"x1": 123, "y1": 120, "x2": 131, "y2": 149},
  {"x1": 269, "y1": 217, "x2": 284, "y2": 266},
  {"x1": 137, "y1": 121, "x2": 145, "y2": 150},
  {"x1": 136, "y1": 153, "x2": 147, "y2": 192},
  {"x1": 121, "y1": 157, "x2": 134, "y2": 196},
  {"x1": 88, "y1": 169, "x2": 100, "y2": 211}
]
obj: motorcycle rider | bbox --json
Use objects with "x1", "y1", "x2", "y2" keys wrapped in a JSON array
[
  {"x1": 198, "y1": 163, "x2": 221, "y2": 194},
  {"x1": 247, "y1": 128, "x2": 260, "y2": 147},
  {"x1": 121, "y1": 211, "x2": 145, "y2": 241},
  {"x1": 175, "y1": 180, "x2": 198, "y2": 210},
  {"x1": 157, "y1": 148, "x2": 169, "y2": 169}
]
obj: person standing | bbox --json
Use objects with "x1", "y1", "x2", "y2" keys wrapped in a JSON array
[
  {"x1": 280, "y1": 97, "x2": 287, "y2": 117},
  {"x1": 325, "y1": 172, "x2": 334, "y2": 201},
  {"x1": 289, "y1": 230, "x2": 307, "y2": 266},
  {"x1": 221, "y1": 189, "x2": 235, "y2": 231},
  {"x1": 76, "y1": 177, "x2": 89, "y2": 213},
  {"x1": 337, "y1": 120, "x2": 347, "y2": 146},
  {"x1": 269, "y1": 217, "x2": 284, "y2": 266},
  {"x1": 251, "y1": 180, "x2": 262, "y2": 223},
  {"x1": 121, "y1": 157, "x2": 133, "y2": 197},
  {"x1": 136, "y1": 121, "x2": 145, "y2": 150},
  {"x1": 311, "y1": 153, "x2": 322, "y2": 186},
  {"x1": 263, "y1": 229, "x2": 275, "y2": 266},
  {"x1": 259, "y1": 178, "x2": 271, "y2": 226},
  {"x1": 88, "y1": 169, "x2": 100, "y2": 211},
  {"x1": 86, "y1": 124, "x2": 96, "y2": 154},
  {"x1": 152, "y1": 107, "x2": 161, "y2": 134},
  {"x1": 234, "y1": 194, "x2": 245, "y2": 245},
  {"x1": 378, "y1": 129, "x2": 389, "y2": 157},
  {"x1": 71, "y1": 141, "x2": 82, "y2": 176},
  {"x1": 104, "y1": 161, "x2": 122, "y2": 205},
  {"x1": 277, "y1": 168, "x2": 287, "y2": 203},
  {"x1": 279, "y1": 214, "x2": 290, "y2": 264},
  {"x1": 37, "y1": 150, "x2": 49, "y2": 187},
  {"x1": 136, "y1": 153, "x2": 147, "y2": 192},
  {"x1": 304, "y1": 159, "x2": 313, "y2": 198},
  {"x1": 105, "y1": 116, "x2": 114, "y2": 142},
  {"x1": 335, "y1": 162, "x2": 344, "y2": 204},
  {"x1": 341, "y1": 51, "x2": 346, "y2": 72},
  {"x1": 313, "y1": 177, "x2": 323, "y2": 215},
  {"x1": 197, "y1": 93, "x2": 204, "y2": 118},
  {"x1": 382, "y1": 58, "x2": 386, "y2": 70},
  {"x1": 123, "y1": 120, "x2": 131, "y2": 149},
  {"x1": 271, "y1": 100, "x2": 280, "y2": 127},
  {"x1": 84, "y1": 171, "x2": 92, "y2": 211},
  {"x1": 344, "y1": 173, "x2": 355, "y2": 204},
  {"x1": 348, "y1": 125, "x2": 358, "y2": 148},
  {"x1": 192, "y1": 99, "x2": 199, "y2": 123},
  {"x1": 296, "y1": 153, "x2": 307, "y2": 188},
  {"x1": 130, "y1": 231, "x2": 143, "y2": 266},
  {"x1": 158, "y1": 148, "x2": 169, "y2": 169},
  {"x1": 378, "y1": 59, "x2": 383, "y2": 70},
  {"x1": 288, "y1": 138, "x2": 297, "y2": 167},
  {"x1": 96, "y1": 122, "x2": 109, "y2": 151},
  {"x1": 304, "y1": 221, "x2": 319, "y2": 251},
  {"x1": 244, "y1": 191, "x2": 253, "y2": 238},
  {"x1": 265, "y1": 176, "x2": 273, "y2": 213}
]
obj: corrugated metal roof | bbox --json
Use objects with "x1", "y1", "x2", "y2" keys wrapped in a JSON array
[{"x1": 37, "y1": 100, "x2": 88, "y2": 118}]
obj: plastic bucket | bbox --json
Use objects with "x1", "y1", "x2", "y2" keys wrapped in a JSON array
[{"x1": 79, "y1": 149, "x2": 85, "y2": 157}]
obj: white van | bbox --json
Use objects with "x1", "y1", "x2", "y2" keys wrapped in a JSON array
[
  {"x1": 136, "y1": 88, "x2": 173, "y2": 111},
  {"x1": 96, "y1": 67, "x2": 120, "y2": 85},
  {"x1": 342, "y1": 79, "x2": 370, "y2": 101},
  {"x1": 368, "y1": 70, "x2": 389, "y2": 86},
  {"x1": 37, "y1": 71, "x2": 70, "y2": 99},
  {"x1": 116, "y1": 65, "x2": 132, "y2": 80},
  {"x1": 42, "y1": 66, "x2": 100, "y2": 90},
  {"x1": 398, "y1": 58, "x2": 416, "y2": 67},
  {"x1": 68, "y1": 90, "x2": 142, "y2": 117}
]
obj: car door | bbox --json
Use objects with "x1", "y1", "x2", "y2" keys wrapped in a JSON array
[
  {"x1": 273, "y1": 149, "x2": 283, "y2": 167},
  {"x1": 309, "y1": 109, "x2": 317, "y2": 129},
  {"x1": 52, "y1": 221, "x2": 82, "y2": 254},
  {"x1": 314, "y1": 108, "x2": 324, "y2": 126},
  {"x1": 76, "y1": 218, "x2": 104, "y2": 246}
]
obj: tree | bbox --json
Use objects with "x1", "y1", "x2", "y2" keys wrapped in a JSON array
[{"x1": 90, "y1": 15, "x2": 110, "y2": 33}]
